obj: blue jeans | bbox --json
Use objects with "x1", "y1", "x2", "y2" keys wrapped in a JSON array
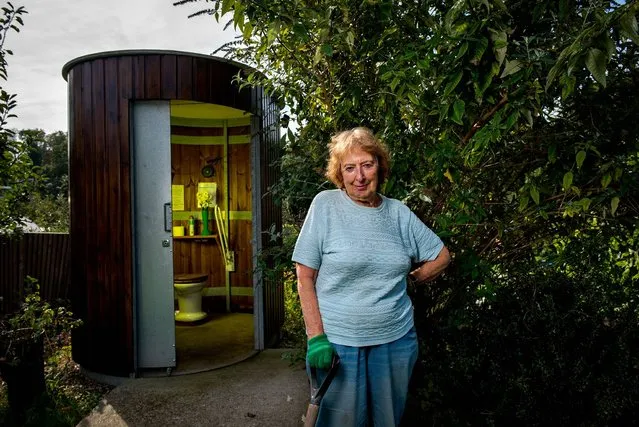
[{"x1": 308, "y1": 327, "x2": 418, "y2": 427}]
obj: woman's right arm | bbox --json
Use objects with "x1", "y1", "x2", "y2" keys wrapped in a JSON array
[{"x1": 296, "y1": 262, "x2": 324, "y2": 338}]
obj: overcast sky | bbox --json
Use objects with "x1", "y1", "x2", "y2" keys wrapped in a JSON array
[{"x1": 4, "y1": 0, "x2": 238, "y2": 133}]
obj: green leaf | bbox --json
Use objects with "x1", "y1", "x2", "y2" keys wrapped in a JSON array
[
  {"x1": 221, "y1": 0, "x2": 234, "y2": 15},
  {"x1": 456, "y1": 42, "x2": 469, "y2": 62},
  {"x1": 407, "y1": 92, "x2": 419, "y2": 105},
  {"x1": 451, "y1": 99, "x2": 465, "y2": 125},
  {"x1": 313, "y1": 46, "x2": 323, "y2": 64},
  {"x1": 580, "y1": 198, "x2": 592, "y2": 211},
  {"x1": 585, "y1": 48, "x2": 607, "y2": 87},
  {"x1": 601, "y1": 34, "x2": 615, "y2": 57},
  {"x1": 546, "y1": 62, "x2": 561, "y2": 92},
  {"x1": 233, "y1": 3, "x2": 245, "y2": 31},
  {"x1": 321, "y1": 44, "x2": 333, "y2": 57},
  {"x1": 620, "y1": 12, "x2": 639, "y2": 45},
  {"x1": 504, "y1": 111, "x2": 519, "y2": 130},
  {"x1": 390, "y1": 76, "x2": 401, "y2": 92},
  {"x1": 563, "y1": 171, "x2": 573, "y2": 191},
  {"x1": 444, "y1": 0, "x2": 466, "y2": 34},
  {"x1": 439, "y1": 103, "x2": 451, "y2": 123},
  {"x1": 560, "y1": 74, "x2": 576, "y2": 99},
  {"x1": 611, "y1": 196, "x2": 620, "y2": 215},
  {"x1": 493, "y1": 0, "x2": 507, "y2": 12},
  {"x1": 346, "y1": 31, "x2": 355, "y2": 49},
  {"x1": 444, "y1": 70, "x2": 463, "y2": 97},
  {"x1": 559, "y1": 0, "x2": 569, "y2": 20},
  {"x1": 500, "y1": 60, "x2": 522, "y2": 78},
  {"x1": 242, "y1": 20, "x2": 253, "y2": 39},
  {"x1": 490, "y1": 30, "x2": 508, "y2": 68},
  {"x1": 601, "y1": 174, "x2": 612, "y2": 188},
  {"x1": 471, "y1": 37, "x2": 489, "y2": 64},
  {"x1": 548, "y1": 145, "x2": 557, "y2": 163},
  {"x1": 530, "y1": 186, "x2": 540, "y2": 205},
  {"x1": 576, "y1": 150, "x2": 586, "y2": 169}
]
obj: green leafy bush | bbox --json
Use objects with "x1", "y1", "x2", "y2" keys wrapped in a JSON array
[
  {"x1": 1, "y1": 277, "x2": 80, "y2": 365},
  {"x1": 406, "y1": 230, "x2": 639, "y2": 426},
  {"x1": 0, "y1": 340, "x2": 113, "y2": 427}
]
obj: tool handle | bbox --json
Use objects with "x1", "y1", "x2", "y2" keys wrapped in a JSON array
[{"x1": 304, "y1": 403, "x2": 320, "y2": 427}]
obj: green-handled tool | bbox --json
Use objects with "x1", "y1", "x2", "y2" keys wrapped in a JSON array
[{"x1": 304, "y1": 354, "x2": 340, "y2": 427}]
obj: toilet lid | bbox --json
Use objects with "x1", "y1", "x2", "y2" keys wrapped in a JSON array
[{"x1": 174, "y1": 273, "x2": 208, "y2": 283}]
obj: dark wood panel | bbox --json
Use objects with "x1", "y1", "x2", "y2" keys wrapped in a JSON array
[
  {"x1": 144, "y1": 55, "x2": 161, "y2": 98},
  {"x1": 228, "y1": 142, "x2": 253, "y2": 310},
  {"x1": 89, "y1": 58, "x2": 124, "y2": 373},
  {"x1": 105, "y1": 56, "x2": 129, "y2": 371},
  {"x1": 259, "y1": 88, "x2": 284, "y2": 346},
  {"x1": 0, "y1": 237, "x2": 22, "y2": 314},
  {"x1": 229, "y1": 219, "x2": 252, "y2": 309},
  {"x1": 228, "y1": 126, "x2": 251, "y2": 136},
  {"x1": 91, "y1": 59, "x2": 108, "y2": 337},
  {"x1": 229, "y1": 144, "x2": 251, "y2": 212},
  {"x1": 0, "y1": 234, "x2": 71, "y2": 315},
  {"x1": 176, "y1": 55, "x2": 193, "y2": 99},
  {"x1": 117, "y1": 55, "x2": 134, "y2": 374},
  {"x1": 69, "y1": 64, "x2": 88, "y2": 365},
  {"x1": 131, "y1": 55, "x2": 145, "y2": 100},
  {"x1": 193, "y1": 58, "x2": 212, "y2": 102},
  {"x1": 80, "y1": 61, "x2": 95, "y2": 351},
  {"x1": 171, "y1": 126, "x2": 224, "y2": 137},
  {"x1": 160, "y1": 55, "x2": 177, "y2": 99}
]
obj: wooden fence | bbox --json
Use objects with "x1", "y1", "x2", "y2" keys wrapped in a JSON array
[{"x1": 0, "y1": 233, "x2": 71, "y2": 316}]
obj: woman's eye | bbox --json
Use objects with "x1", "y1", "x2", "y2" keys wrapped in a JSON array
[{"x1": 344, "y1": 166, "x2": 355, "y2": 173}]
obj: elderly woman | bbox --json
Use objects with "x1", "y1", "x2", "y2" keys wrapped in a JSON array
[{"x1": 292, "y1": 127, "x2": 451, "y2": 426}]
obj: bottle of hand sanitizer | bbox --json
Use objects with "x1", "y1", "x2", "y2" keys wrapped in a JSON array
[{"x1": 188, "y1": 216, "x2": 195, "y2": 236}]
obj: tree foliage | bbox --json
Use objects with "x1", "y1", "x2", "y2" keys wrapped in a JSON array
[
  {"x1": 0, "y1": 2, "x2": 35, "y2": 236},
  {"x1": 18, "y1": 129, "x2": 70, "y2": 232},
  {"x1": 178, "y1": 0, "x2": 638, "y2": 266},
  {"x1": 177, "y1": 0, "x2": 639, "y2": 423}
]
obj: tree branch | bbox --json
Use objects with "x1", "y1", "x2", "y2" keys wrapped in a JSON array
[{"x1": 461, "y1": 92, "x2": 509, "y2": 146}]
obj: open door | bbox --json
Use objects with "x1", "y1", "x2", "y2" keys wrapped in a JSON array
[{"x1": 132, "y1": 101, "x2": 176, "y2": 371}]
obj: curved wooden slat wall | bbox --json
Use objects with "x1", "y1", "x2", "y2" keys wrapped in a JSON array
[{"x1": 63, "y1": 51, "x2": 277, "y2": 376}]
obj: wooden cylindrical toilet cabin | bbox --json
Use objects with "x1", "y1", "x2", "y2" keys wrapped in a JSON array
[{"x1": 62, "y1": 50, "x2": 283, "y2": 377}]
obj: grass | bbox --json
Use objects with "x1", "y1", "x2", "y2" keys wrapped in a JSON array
[{"x1": 0, "y1": 335, "x2": 113, "y2": 427}]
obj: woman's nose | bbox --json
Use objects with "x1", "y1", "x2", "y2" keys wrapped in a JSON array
[{"x1": 356, "y1": 168, "x2": 365, "y2": 180}]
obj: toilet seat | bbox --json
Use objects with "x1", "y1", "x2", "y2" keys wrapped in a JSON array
[{"x1": 174, "y1": 273, "x2": 208, "y2": 284}]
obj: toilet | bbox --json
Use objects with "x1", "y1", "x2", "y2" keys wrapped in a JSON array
[{"x1": 174, "y1": 273, "x2": 208, "y2": 322}]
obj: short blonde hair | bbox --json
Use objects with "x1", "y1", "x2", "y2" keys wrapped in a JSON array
[{"x1": 325, "y1": 127, "x2": 390, "y2": 190}]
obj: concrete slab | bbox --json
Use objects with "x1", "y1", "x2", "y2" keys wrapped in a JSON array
[{"x1": 77, "y1": 349, "x2": 309, "y2": 427}]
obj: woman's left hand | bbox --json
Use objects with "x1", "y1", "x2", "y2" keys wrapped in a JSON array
[{"x1": 409, "y1": 246, "x2": 451, "y2": 284}]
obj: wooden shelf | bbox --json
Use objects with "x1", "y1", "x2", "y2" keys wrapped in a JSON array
[{"x1": 173, "y1": 234, "x2": 217, "y2": 241}]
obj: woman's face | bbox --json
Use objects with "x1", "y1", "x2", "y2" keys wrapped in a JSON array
[{"x1": 341, "y1": 148, "x2": 379, "y2": 205}]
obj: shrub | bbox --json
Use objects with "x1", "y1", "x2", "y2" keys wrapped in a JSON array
[
  {"x1": 0, "y1": 277, "x2": 82, "y2": 423},
  {"x1": 407, "y1": 250, "x2": 639, "y2": 426}
]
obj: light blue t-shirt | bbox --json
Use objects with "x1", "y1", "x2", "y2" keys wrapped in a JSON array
[{"x1": 292, "y1": 189, "x2": 444, "y2": 347}]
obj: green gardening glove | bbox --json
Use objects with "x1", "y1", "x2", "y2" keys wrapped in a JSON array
[{"x1": 306, "y1": 333, "x2": 335, "y2": 369}]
